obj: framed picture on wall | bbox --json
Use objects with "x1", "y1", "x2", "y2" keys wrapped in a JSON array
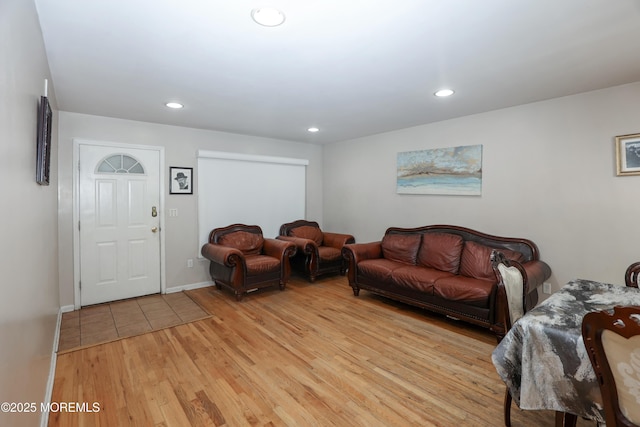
[
  {"x1": 170, "y1": 167, "x2": 193, "y2": 194},
  {"x1": 397, "y1": 145, "x2": 482, "y2": 195},
  {"x1": 615, "y1": 133, "x2": 640, "y2": 176}
]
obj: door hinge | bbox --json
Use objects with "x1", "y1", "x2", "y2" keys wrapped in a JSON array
[
  {"x1": 78, "y1": 221, "x2": 81, "y2": 231},
  {"x1": 79, "y1": 280, "x2": 81, "y2": 289}
]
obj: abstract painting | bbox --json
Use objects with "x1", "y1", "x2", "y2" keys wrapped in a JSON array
[{"x1": 397, "y1": 145, "x2": 482, "y2": 195}]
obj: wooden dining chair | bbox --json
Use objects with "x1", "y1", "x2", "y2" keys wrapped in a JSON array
[
  {"x1": 491, "y1": 250, "x2": 529, "y2": 427},
  {"x1": 626, "y1": 262, "x2": 640, "y2": 288},
  {"x1": 582, "y1": 305, "x2": 640, "y2": 427}
]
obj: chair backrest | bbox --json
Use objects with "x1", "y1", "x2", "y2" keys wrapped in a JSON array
[
  {"x1": 582, "y1": 305, "x2": 640, "y2": 427},
  {"x1": 280, "y1": 220, "x2": 324, "y2": 246},
  {"x1": 626, "y1": 262, "x2": 640, "y2": 288},
  {"x1": 491, "y1": 250, "x2": 527, "y2": 331},
  {"x1": 210, "y1": 224, "x2": 264, "y2": 255}
]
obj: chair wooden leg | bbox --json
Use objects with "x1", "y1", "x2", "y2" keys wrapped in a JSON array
[
  {"x1": 555, "y1": 411, "x2": 577, "y2": 427},
  {"x1": 504, "y1": 388, "x2": 512, "y2": 427}
]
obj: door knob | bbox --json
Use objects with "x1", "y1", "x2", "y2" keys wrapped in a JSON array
[{"x1": 151, "y1": 227, "x2": 158, "y2": 233}]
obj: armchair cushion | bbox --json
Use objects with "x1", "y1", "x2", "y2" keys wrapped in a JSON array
[
  {"x1": 218, "y1": 230, "x2": 264, "y2": 256},
  {"x1": 318, "y1": 246, "x2": 342, "y2": 262},
  {"x1": 290, "y1": 225, "x2": 324, "y2": 246},
  {"x1": 245, "y1": 255, "x2": 281, "y2": 276}
]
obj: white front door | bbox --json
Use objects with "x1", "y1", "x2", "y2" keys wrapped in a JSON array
[{"x1": 79, "y1": 144, "x2": 161, "y2": 306}]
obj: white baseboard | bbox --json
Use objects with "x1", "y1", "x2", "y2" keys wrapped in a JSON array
[
  {"x1": 41, "y1": 307, "x2": 63, "y2": 427},
  {"x1": 60, "y1": 304, "x2": 75, "y2": 313},
  {"x1": 165, "y1": 281, "x2": 213, "y2": 293}
]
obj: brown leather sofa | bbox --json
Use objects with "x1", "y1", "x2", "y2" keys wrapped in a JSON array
[
  {"x1": 201, "y1": 224, "x2": 297, "y2": 301},
  {"x1": 342, "y1": 225, "x2": 551, "y2": 339},
  {"x1": 278, "y1": 220, "x2": 355, "y2": 282}
]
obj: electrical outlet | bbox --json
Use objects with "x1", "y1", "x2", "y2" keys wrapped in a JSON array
[
  {"x1": 187, "y1": 259, "x2": 193, "y2": 268},
  {"x1": 543, "y1": 282, "x2": 551, "y2": 294}
]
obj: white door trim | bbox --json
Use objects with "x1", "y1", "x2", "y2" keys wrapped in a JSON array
[{"x1": 72, "y1": 138, "x2": 166, "y2": 309}]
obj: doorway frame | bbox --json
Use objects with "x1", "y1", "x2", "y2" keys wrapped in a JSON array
[{"x1": 72, "y1": 138, "x2": 166, "y2": 309}]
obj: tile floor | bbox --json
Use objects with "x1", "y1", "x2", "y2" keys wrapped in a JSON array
[{"x1": 58, "y1": 292, "x2": 210, "y2": 352}]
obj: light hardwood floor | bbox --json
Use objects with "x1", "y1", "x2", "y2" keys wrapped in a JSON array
[{"x1": 49, "y1": 276, "x2": 596, "y2": 426}]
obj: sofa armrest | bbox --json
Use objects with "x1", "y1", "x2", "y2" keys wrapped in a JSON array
[
  {"x1": 201, "y1": 243, "x2": 244, "y2": 267},
  {"x1": 263, "y1": 238, "x2": 297, "y2": 260},
  {"x1": 277, "y1": 235, "x2": 317, "y2": 254},
  {"x1": 521, "y1": 260, "x2": 552, "y2": 296},
  {"x1": 342, "y1": 242, "x2": 382, "y2": 264},
  {"x1": 342, "y1": 242, "x2": 382, "y2": 289},
  {"x1": 322, "y1": 232, "x2": 355, "y2": 249}
]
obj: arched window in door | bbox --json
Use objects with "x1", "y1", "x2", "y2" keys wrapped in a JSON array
[{"x1": 96, "y1": 154, "x2": 145, "y2": 174}]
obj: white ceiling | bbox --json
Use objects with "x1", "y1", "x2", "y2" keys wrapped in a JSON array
[{"x1": 35, "y1": 0, "x2": 640, "y2": 144}]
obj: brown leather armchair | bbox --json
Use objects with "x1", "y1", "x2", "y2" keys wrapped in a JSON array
[
  {"x1": 201, "y1": 224, "x2": 297, "y2": 300},
  {"x1": 278, "y1": 220, "x2": 355, "y2": 282}
]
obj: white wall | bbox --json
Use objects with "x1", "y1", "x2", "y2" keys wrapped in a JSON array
[
  {"x1": 323, "y1": 83, "x2": 640, "y2": 292},
  {"x1": 57, "y1": 112, "x2": 323, "y2": 306},
  {"x1": 0, "y1": 1, "x2": 59, "y2": 426}
]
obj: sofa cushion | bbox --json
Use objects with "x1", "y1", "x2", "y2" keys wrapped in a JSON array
[
  {"x1": 417, "y1": 233, "x2": 464, "y2": 273},
  {"x1": 290, "y1": 225, "x2": 323, "y2": 246},
  {"x1": 358, "y1": 259, "x2": 404, "y2": 282},
  {"x1": 381, "y1": 233, "x2": 421, "y2": 265},
  {"x1": 391, "y1": 265, "x2": 453, "y2": 293},
  {"x1": 219, "y1": 231, "x2": 264, "y2": 256},
  {"x1": 433, "y1": 275, "x2": 495, "y2": 308},
  {"x1": 459, "y1": 241, "x2": 525, "y2": 281}
]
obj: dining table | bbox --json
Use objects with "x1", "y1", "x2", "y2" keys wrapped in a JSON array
[{"x1": 492, "y1": 278, "x2": 640, "y2": 426}]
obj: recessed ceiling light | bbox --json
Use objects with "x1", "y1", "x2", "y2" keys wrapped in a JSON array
[
  {"x1": 307, "y1": 127, "x2": 320, "y2": 133},
  {"x1": 251, "y1": 8, "x2": 286, "y2": 27},
  {"x1": 165, "y1": 102, "x2": 184, "y2": 109},
  {"x1": 434, "y1": 89, "x2": 454, "y2": 97}
]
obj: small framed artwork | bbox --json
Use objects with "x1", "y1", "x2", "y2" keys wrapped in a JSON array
[
  {"x1": 170, "y1": 167, "x2": 193, "y2": 194},
  {"x1": 615, "y1": 133, "x2": 640, "y2": 176}
]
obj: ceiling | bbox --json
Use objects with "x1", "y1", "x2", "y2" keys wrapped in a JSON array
[{"x1": 35, "y1": 0, "x2": 640, "y2": 144}]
